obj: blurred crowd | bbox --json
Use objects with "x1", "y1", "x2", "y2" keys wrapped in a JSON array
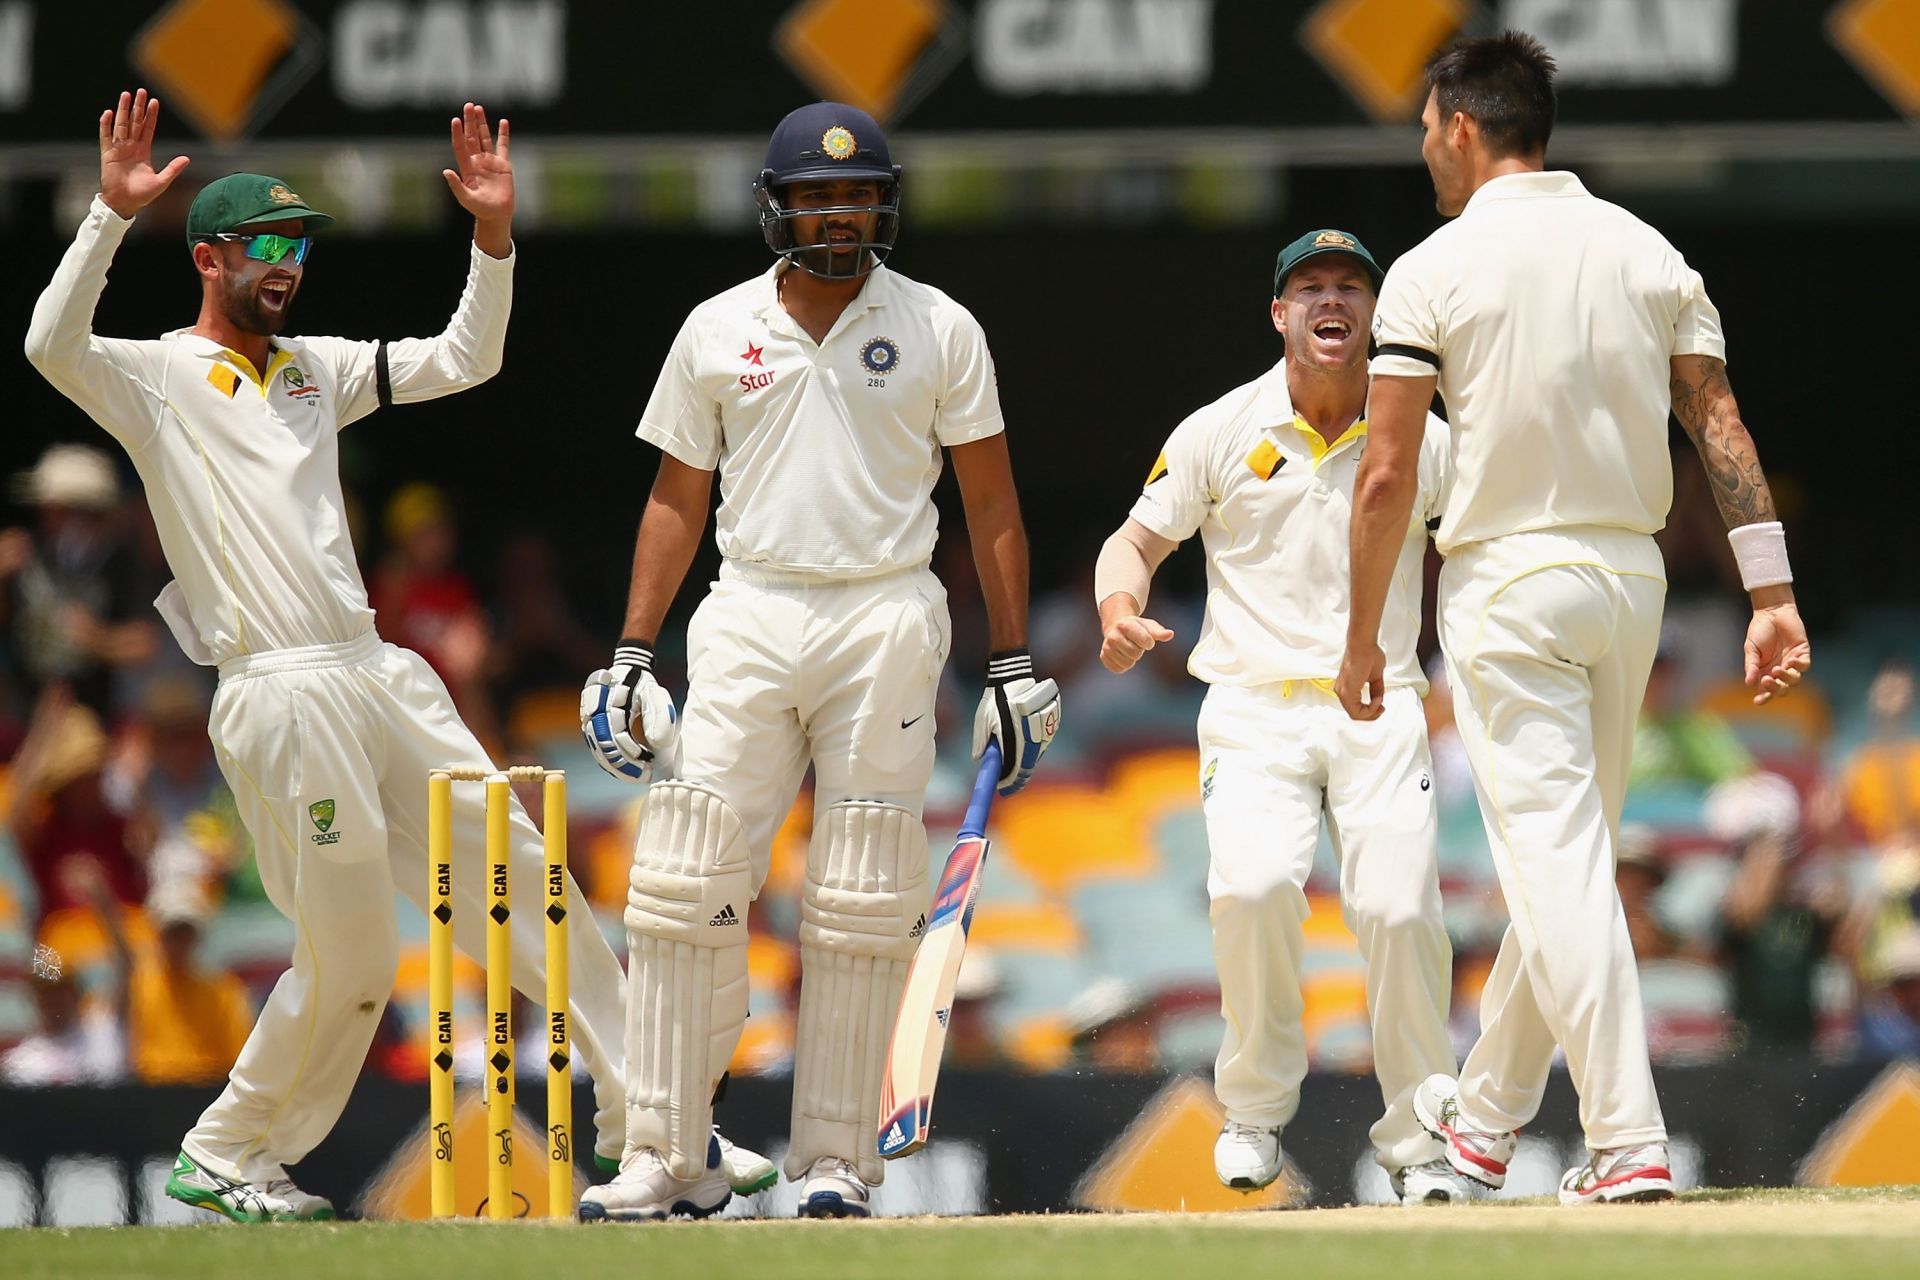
[{"x1": 4, "y1": 440, "x2": 1919, "y2": 1095}]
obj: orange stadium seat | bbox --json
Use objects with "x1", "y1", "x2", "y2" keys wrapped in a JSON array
[
  {"x1": 967, "y1": 900, "x2": 1081, "y2": 953},
  {"x1": 993, "y1": 786, "x2": 1155, "y2": 897},
  {"x1": 1106, "y1": 747, "x2": 1202, "y2": 828}
]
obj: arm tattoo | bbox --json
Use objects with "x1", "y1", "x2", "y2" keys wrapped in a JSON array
[{"x1": 1669, "y1": 356, "x2": 1777, "y2": 528}]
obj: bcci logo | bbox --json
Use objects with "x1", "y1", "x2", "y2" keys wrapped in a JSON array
[
  {"x1": 860, "y1": 337, "x2": 900, "y2": 376},
  {"x1": 309, "y1": 798, "x2": 341, "y2": 846},
  {"x1": 821, "y1": 126, "x2": 858, "y2": 161}
]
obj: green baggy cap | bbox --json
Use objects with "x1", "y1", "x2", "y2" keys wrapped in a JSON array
[
  {"x1": 185, "y1": 173, "x2": 334, "y2": 247},
  {"x1": 1273, "y1": 228, "x2": 1384, "y2": 296}
]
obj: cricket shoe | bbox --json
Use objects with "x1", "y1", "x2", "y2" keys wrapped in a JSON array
[
  {"x1": 717, "y1": 1128, "x2": 777, "y2": 1195},
  {"x1": 797, "y1": 1156, "x2": 871, "y2": 1218},
  {"x1": 1411, "y1": 1074, "x2": 1516, "y2": 1190},
  {"x1": 1214, "y1": 1122, "x2": 1284, "y2": 1191},
  {"x1": 164, "y1": 1151, "x2": 335, "y2": 1222},
  {"x1": 1559, "y1": 1143, "x2": 1675, "y2": 1205},
  {"x1": 577, "y1": 1136, "x2": 731, "y2": 1222},
  {"x1": 1390, "y1": 1158, "x2": 1477, "y2": 1204}
]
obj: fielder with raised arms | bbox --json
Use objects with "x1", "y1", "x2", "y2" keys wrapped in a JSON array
[
  {"x1": 578, "y1": 102, "x2": 1059, "y2": 1221},
  {"x1": 1340, "y1": 34, "x2": 1812, "y2": 1204},
  {"x1": 1096, "y1": 230, "x2": 1467, "y2": 1204},
  {"x1": 20, "y1": 91, "x2": 777, "y2": 1221}
]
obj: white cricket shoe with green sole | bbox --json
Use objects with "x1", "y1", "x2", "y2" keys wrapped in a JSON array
[
  {"x1": 164, "y1": 1151, "x2": 336, "y2": 1222},
  {"x1": 716, "y1": 1129, "x2": 777, "y2": 1195},
  {"x1": 592, "y1": 1128, "x2": 774, "y2": 1196}
]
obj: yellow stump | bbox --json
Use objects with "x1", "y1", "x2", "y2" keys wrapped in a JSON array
[
  {"x1": 427, "y1": 771, "x2": 456, "y2": 1219},
  {"x1": 544, "y1": 771, "x2": 572, "y2": 1219},
  {"x1": 485, "y1": 774, "x2": 514, "y2": 1220}
]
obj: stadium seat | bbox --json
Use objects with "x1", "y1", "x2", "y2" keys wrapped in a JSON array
[
  {"x1": 994, "y1": 788, "x2": 1156, "y2": 897},
  {"x1": 968, "y1": 899, "x2": 1081, "y2": 953}
]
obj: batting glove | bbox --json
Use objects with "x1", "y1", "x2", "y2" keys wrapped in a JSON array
[
  {"x1": 579, "y1": 641, "x2": 681, "y2": 784},
  {"x1": 971, "y1": 648, "x2": 1062, "y2": 797}
]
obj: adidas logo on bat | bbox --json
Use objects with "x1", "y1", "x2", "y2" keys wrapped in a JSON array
[
  {"x1": 908, "y1": 914, "x2": 926, "y2": 938},
  {"x1": 883, "y1": 1122, "x2": 906, "y2": 1152},
  {"x1": 709, "y1": 904, "x2": 740, "y2": 926}
]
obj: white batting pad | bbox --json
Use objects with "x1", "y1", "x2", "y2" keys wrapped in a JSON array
[
  {"x1": 788, "y1": 801, "x2": 931, "y2": 1184},
  {"x1": 623, "y1": 782, "x2": 752, "y2": 1179}
]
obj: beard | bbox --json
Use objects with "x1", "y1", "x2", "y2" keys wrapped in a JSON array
[{"x1": 219, "y1": 278, "x2": 291, "y2": 336}]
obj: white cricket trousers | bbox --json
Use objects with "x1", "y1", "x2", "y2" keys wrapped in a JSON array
[
  {"x1": 180, "y1": 632, "x2": 629, "y2": 1184},
  {"x1": 1197, "y1": 682, "x2": 1454, "y2": 1174},
  {"x1": 1439, "y1": 526, "x2": 1668, "y2": 1150},
  {"x1": 676, "y1": 562, "x2": 951, "y2": 887},
  {"x1": 625, "y1": 562, "x2": 949, "y2": 1179}
]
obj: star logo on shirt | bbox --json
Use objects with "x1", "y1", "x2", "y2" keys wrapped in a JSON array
[{"x1": 741, "y1": 341, "x2": 764, "y2": 366}]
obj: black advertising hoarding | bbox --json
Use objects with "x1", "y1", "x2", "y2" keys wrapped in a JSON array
[{"x1": 0, "y1": 1, "x2": 1912, "y2": 148}]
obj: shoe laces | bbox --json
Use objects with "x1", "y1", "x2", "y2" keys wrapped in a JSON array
[
  {"x1": 620, "y1": 1147, "x2": 668, "y2": 1179},
  {"x1": 712, "y1": 1127, "x2": 736, "y2": 1155},
  {"x1": 809, "y1": 1156, "x2": 860, "y2": 1182},
  {"x1": 1594, "y1": 1142, "x2": 1665, "y2": 1177},
  {"x1": 1223, "y1": 1121, "x2": 1275, "y2": 1142}
]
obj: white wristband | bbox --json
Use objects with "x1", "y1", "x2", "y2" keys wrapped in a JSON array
[
  {"x1": 1094, "y1": 534, "x2": 1153, "y2": 614},
  {"x1": 1728, "y1": 520, "x2": 1792, "y2": 590}
]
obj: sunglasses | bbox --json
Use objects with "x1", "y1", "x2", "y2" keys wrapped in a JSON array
[{"x1": 196, "y1": 232, "x2": 313, "y2": 266}]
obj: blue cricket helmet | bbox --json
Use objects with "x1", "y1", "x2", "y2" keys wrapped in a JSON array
[{"x1": 754, "y1": 102, "x2": 903, "y2": 279}]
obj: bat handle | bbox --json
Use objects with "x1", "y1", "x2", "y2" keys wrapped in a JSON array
[{"x1": 960, "y1": 742, "x2": 1001, "y2": 840}]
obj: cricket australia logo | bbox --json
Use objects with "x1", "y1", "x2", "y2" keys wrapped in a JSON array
[
  {"x1": 280, "y1": 364, "x2": 320, "y2": 401},
  {"x1": 859, "y1": 336, "x2": 900, "y2": 376},
  {"x1": 309, "y1": 798, "x2": 341, "y2": 846}
]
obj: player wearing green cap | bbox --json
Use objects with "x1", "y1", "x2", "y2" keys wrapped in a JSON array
[
  {"x1": 1093, "y1": 228, "x2": 1468, "y2": 1204},
  {"x1": 24, "y1": 88, "x2": 772, "y2": 1223}
]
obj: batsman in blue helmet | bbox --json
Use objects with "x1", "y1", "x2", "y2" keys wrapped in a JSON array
[
  {"x1": 753, "y1": 101, "x2": 903, "y2": 280},
  {"x1": 579, "y1": 102, "x2": 1061, "y2": 1223}
]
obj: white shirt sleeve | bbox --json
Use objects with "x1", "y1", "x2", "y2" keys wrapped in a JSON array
[
  {"x1": 1370, "y1": 251, "x2": 1446, "y2": 379},
  {"x1": 636, "y1": 316, "x2": 722, "y2": 470},
  {"x1": 308, "y1": 242, "x2": 516, "y2": 430},
  {"x1": 933, "y1": 303, "x2": 1006, "y2": 447},
  {"x1": 1127, "y1": 415, "x2": 1211, "y2": 543},
  {"x1": 1671, "y1": 266, "x2": 1727, "y2": 361},
  {"x1": 23, "y1": 197, "x2": 172, "y2": 451}
]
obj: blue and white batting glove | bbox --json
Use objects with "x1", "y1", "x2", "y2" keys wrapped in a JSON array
[
  {"x1": 579, "y1": 641, "x2": 681, "y2": 784},
  {"x1": 971, "y1": 649, "x2": 1062, "y2": 797}
]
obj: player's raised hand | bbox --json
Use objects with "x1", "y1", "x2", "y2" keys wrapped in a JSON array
[
  {"x1": 98, "y1": 89, "x2": 189, "y2": 220},
  {"x1": 442, "y1": 103, "x2": 513, "y2": 229},
  {"x1": 1744, "y1": 599, "x2": 1812, "y2": 706},
  {"x1": 1100, "y1": 614, "x2": 1174, "y2": 674}
]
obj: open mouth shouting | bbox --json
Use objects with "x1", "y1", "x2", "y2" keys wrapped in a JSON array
[
  {"x1": 1309, "y1": 313, "x2": 1355, "y2": 352},
  {"x1": 258, "y1": 276, "x2": 296, "y2": 314}
]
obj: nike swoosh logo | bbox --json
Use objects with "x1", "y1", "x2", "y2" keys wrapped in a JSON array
[{"x1": 900, "y1": 714, "x2": 925, "y2": 730}]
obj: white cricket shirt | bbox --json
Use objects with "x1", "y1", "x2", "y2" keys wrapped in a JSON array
[
  {"x1": 637, "y1": 262, "x2": 1005, "y2": 577},
  {"x1": 25, "y1": 196, "x2": 513, "y2": 664},
  {"x1": 1128, "y1": 361, "x2": 1450, "y2": 692},
  {"x1": 1370, "y1": 171, "x2": 1725, "y2": 555}
]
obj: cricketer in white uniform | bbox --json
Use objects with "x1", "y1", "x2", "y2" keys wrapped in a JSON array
[
  {"x1": 1096, "y1": 230, "x2": 1466, "y2": 1205},
  {"x1": 1339, "y1": 35, "x2": 1811, "y2": 1205},
  {"x1": 22, "y1": 93, "x2": 666, "y2": 1221},
  {"x1": 577, "y1": 102, "x2": 1060, "y2": 1222}
]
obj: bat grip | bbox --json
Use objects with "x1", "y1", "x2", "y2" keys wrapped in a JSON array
[{"x1": 960, "y1": 742, "x2": 1001, "y2": 840}]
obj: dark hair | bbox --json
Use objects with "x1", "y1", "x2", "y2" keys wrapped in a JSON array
[{"x1": 1425, "y1": 30, "x2": 1557, "y2": 158}]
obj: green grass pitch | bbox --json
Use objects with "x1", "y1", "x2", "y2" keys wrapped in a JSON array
[{"x1": 7, "y1": 1188, "x2": 1918, "y2": 1280}]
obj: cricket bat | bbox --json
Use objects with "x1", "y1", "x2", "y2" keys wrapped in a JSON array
[{"x1": 877, "y1": 741, "x2": 1002, "y2": 1160}]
